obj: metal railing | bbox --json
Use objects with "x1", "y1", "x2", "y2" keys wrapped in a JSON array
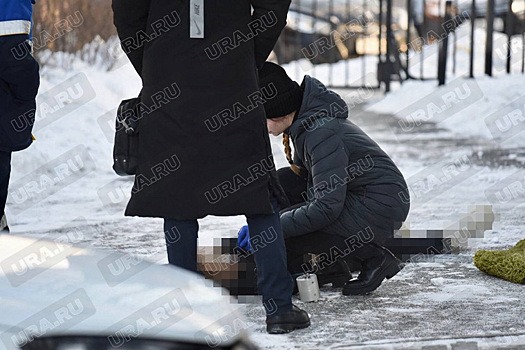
[{"x1": 276, "y1": 0, "x2": 525, "y2": 91}]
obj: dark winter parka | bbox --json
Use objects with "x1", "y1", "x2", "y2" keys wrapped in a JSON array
[
  {"x1": 281, "y1": 76, "x2": 410, "y2": 243},
  {"x1": 112, "y1": 0, "x2": 292, "y2": 219}
]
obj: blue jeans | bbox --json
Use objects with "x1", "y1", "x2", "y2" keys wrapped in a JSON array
[
  {"x1": 164, "y1": 199, "x2": 293, "y2": 315},
  {"x1": 0, "y1": 151, "x2": 11, "y2": 216}
]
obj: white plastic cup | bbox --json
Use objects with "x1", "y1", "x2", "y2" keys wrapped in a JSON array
[{"x1": 296, "y1": 273, "x2": 320, "y2": 302}]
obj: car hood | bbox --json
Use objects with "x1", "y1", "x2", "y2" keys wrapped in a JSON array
[{"x1": 0, "y1": 234, "x2": 247, "y2": 349}]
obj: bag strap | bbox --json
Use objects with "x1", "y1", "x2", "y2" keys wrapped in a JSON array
[{"x1": 117, "y1": 102, "x2": 136, "y2": 134}]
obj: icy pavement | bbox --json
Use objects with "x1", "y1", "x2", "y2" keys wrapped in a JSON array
[{"x1": 245, "y1": 257, "x2": 525, "y2": 349}]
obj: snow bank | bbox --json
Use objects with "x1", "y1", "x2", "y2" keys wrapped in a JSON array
[{"x1": 366, "y1": 74, "x2": 525, "y2": 148}]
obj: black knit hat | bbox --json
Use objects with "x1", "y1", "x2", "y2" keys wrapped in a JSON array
[{"x1": 258, "y1": 62, "x2": 303, "y2": 119}]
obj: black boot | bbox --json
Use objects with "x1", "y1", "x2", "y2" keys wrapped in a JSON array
[
  {"x1": 0, "y1": 212, "x2": 8, "y2": 233},
  {"x1": 266, "y1": 305, "x2": 310, "y2": 334},
  {"x1": 316, "y1": 258, "x2": 353, "y2": 288},
  {"x1": 342, "y1": 244, "x2": 404, "y2": 296}
]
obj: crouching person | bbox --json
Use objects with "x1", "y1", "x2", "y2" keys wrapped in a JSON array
[{"x1": 246, "y1": 62, "x2": 410, "y2": 295}]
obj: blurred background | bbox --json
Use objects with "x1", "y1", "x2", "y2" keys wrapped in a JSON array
[
  {"x1": 32, "y1": 0, "x2": 116, "y2": 69},
  {"x1": 31, "y1": 0, "x2": 525, "y2": 91}
]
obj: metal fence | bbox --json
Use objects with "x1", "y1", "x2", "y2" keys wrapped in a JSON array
[{"x1": 275, "y1": 0, "x2": 525, "y2": 92}]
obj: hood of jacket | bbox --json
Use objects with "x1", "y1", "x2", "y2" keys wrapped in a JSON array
[{"x1": 287, "y1": 75, "x2": 348, "y2": 137}]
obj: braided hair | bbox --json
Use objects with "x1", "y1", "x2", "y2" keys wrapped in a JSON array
[{"x1": 283, "y1": 133, "x2": 301, "y2": 176}]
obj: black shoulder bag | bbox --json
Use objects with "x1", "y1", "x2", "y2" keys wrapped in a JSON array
[{"x1": 113, "y1": 96, "x2": 141, "y2": 176}]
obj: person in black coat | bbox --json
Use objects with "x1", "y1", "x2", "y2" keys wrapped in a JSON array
[
  {"x1": 256, "y1": 62, "x2": 410, "y2": 295},
  {"x1": 0, "y1": 0, "x2": 40, "y2": 232},
  {"x1": 112, "y1": 0, "x2": 310, "y2": 333}
]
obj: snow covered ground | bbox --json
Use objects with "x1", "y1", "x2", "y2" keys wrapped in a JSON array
[
  {"x1": 3, "y1": 20, "x2": 525, "y2": 348},
  {"x1": 245, "y1": 257, "x2": 525, "y2": 349}
]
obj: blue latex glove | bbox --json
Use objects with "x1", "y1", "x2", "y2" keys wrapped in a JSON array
[{"x1": 237, "y1": 225, "x2": 252, "y2": 252}]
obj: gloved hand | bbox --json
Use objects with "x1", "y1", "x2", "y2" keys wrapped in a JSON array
[{"x1": 237, "y1": 225, "x2": 252, "y2": 252}]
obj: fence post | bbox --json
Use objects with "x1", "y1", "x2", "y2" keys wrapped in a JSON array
[
  {"x1": 385, "y1": 0, "x2": 394, "y2": 92},
  {"x1": 485, "y1": 0, "x2": 495, "y2": 76},
  {"x1": 438, "y1": 1, "x2": 453, "y2": 86},
  {"x1": 377, "y1": 0, "x2": 393, "y2": 92},
  {"x1": 469, "y1": 0, "x2": 476, "y2": 78},
  {"x1": 406, "y1": 0, "x2": 412, "y2": 72},
  {"x1": 506, "y1": 0, "x2": 515, "y2": 74},
  {"x1": 522, "y1": 15, "x2": 525, "y2": 74},
  {"x1": 378, "y1": 0, "x2": 383, "y2": 66},
  {"x1": 452, "y1": 15, "x2": 457, "y2": 75},
  {"x1": 377, "y1": 0, "x2": 404, "y2": 92}
]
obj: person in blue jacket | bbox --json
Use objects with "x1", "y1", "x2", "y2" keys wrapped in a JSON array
[
  {"x1": 239, "y1": 62, "x2": 410, "y2": 296},
  {"x1": 0, "y1": 0, "x2": 40, "y2": 232}
]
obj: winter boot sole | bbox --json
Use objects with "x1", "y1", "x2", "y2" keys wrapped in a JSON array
[
  {"x1": 267, "y1": 320, "x2": 311, "y2": 334},
  {"x1": 342, "y1": 260, "x2": 404, "y2": 296}
]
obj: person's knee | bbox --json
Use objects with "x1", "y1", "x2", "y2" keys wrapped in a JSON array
[{"x1": 277, "y1": 167, "x2": 308, "y2": 206}]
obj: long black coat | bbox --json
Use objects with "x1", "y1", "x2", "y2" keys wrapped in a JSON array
[
  {"x1": 112, "y1": 0, "x2": 291, "y2": 219},
  {"x1": 281, "y1": 76, "x2": 410, "y2": 243}
]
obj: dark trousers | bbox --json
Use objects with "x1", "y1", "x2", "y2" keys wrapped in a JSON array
[
  {"x1": 277, "y1": 167, "x2": 384, "y2": 275},
  {"x1": 164, "y1": 198, "x2": 293, "y2": 315},
  {"x1": 0, "y1": 151, "x2": 11, "y2": 216},
  {"x1": 285, "y1": 231, "x2": 384, "y2": 275},
  {"x1": 0, "y1": 35, "x2": 39, "y2": 152}
]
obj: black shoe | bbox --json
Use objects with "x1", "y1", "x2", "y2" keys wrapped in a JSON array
[
  {"x1": 317, "y1": 259, "x2": 353, "y2": 288},
  {"x1": 342, "y1": 246, "x2": 404, "y2": 296},
  {"x1": 266, "y1": 305, "x2": 310, "y2": 334},
  {"x1": 0, "y1": 213, "x2": 8, "y2": 233}
]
